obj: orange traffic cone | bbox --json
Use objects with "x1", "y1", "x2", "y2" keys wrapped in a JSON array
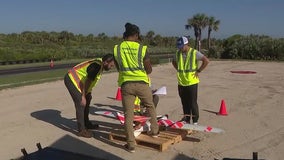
[
  {"x1": 115, "y1": 87, "x2": 122, "y2": 101},
  {"x1": 218, "y1": 99, "x2": 228, "y2": 116},
  {"x1": 50, "y1": 59, "x2": 54, "y2": 68}
]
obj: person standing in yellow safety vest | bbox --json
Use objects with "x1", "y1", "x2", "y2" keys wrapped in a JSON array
[
  {"x1": 172, "y1": 36, "x2": 209, "y2": 125},
  {"x1": 113, "y1": 22, "x2": 159, "y2": 153},
  {"x1": 64, "y1": 54, "x2": 115, "y2": 138}
]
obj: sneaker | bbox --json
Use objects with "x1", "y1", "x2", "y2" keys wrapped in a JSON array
[
  {"x1": 147, "y1": 131, "x2": 160, "y2": 138},
  {"x1": 151, "y1": 133, "x2": 159, "y2": 138},
  {"x1": 78, "y1": 129, "x2": 93, "y2": 138},
  {"x1": 193, "y1": 122, "x2": 198, "y2": 125},
  {"x1": 180, "y1": 117, "x2": 190, "y2": 124},
  {"x1": 85, "y1": 122, "x2": 99, "y2": 129},
  {"x1": 124, "y1": 144, "x2": 135, "y2": 153},
  {"x1": 157, "y1": 114, "x2": 168, "y2": 120}
]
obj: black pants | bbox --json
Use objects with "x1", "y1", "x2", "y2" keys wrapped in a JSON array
[
  {"x1": 64, "y1": 74, "x2": 92, "y2": 131},
  {"x1": 178, "y1": 84, "x2": 199, "y2": 123}
]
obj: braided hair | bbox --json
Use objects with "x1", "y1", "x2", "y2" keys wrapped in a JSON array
[{"x1": 123, "y1": 22, "x2": 140, "y2": 39}]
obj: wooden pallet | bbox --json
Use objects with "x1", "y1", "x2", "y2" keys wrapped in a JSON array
[{"x1": 109, "y1": 128, "x2": 192, "y2": 152}]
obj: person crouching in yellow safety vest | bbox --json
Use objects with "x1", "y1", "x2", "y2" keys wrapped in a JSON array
[{"x1": 64, "y1": 54, "x2": 115, "y2": 138}]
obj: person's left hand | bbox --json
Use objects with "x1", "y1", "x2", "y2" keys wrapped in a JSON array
[
  {"x1": 152, "y1": 89, "x2": 157, "y2": 94},
  {"x1": 194, "y1": 72, "x2": 199, "y2": 78},
  {"x1": 80, "y1": 96, "x2": 87, "y2": 107}
]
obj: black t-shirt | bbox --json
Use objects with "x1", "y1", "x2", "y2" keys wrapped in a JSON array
[{"x1": 87, "y1": 62, "x2": 101, "y2": 80}]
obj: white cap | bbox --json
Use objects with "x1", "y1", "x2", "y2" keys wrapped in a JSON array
[{"x1": 176, "y1": 36, "x2": 188, "y2": 49}]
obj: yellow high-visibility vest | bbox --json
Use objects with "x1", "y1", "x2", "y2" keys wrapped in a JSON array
[
  {"x1": 176, "y1": 48, "x2": 199, "y2": 86},
  {"x1": 133, "y1": 96, "x2": 141, "y2": 113},
  {"x1": 68, "y1": 58, "x2": 102, "y2": 93},
  {"x1": 114, "y1": 41, "x2": 149, "y2": 86}
]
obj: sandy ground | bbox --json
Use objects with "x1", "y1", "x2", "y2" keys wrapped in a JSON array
[{"x1": 0, "y1": 60, "x2": 283, "y2": 160}]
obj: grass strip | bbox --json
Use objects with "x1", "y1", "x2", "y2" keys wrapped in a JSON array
[{"x1": 0, "y1": 68, "x2": 67, "y2": 90}]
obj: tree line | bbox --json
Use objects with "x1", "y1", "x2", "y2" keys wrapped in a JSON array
[
  {"x1": 185, "y1": 13, "x2": 283, "y2": 60},
  {"x1": 0, "y1": 13, "x2": 283, "y2": 64}
]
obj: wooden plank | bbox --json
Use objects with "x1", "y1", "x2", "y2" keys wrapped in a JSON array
[
  {"x1": 108, "y1": 128, "x2": 191, "y2": 151},
  {"x1": 136, "y1": 134, "x2": 173, "y2": 152},
  {"x1": 159, "y1": 125, "x2": 193, "y2": 136},
  {"x1": 109, "y1": 132, "x2": 173, "y2": 152},
  {"x1": 157, "y1": 131, "x2": 182, "y2": 143},
  {"x1": 165, "y1": 128, "x2": 192, "y2": 138}
]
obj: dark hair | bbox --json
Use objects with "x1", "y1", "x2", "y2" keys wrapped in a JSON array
[
  {"x1": 123, "y1": 22, "x2": 140, "y2": 39},
  {"x1": 102, "y1": 53, "x2": 114, "y2": 62}
]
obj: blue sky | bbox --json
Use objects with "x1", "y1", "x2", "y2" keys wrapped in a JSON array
[{"x1": 0, "y1": 0, "x2": 283, "y2": 39}]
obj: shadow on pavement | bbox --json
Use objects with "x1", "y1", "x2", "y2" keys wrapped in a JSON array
[{"x1": 30, "y1": 109, "x2": 124, "y2": 160}]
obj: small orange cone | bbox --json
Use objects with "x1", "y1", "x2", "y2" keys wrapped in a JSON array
[
  {"x1": 218, "y1": 99, "x2": 228, "y2": 116},
  {"x1": 115, "y1": 87, "x2": 122, "y2": 101}
]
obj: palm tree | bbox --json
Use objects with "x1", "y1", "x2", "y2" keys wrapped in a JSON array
[
  {"x1": 185, "y1": 22, "x2": 198, "y2": 49},
  {"x1": 145, "y1": 31, "x2": 155, "y2": 45},
  {"x1": 207, "y1": 16, "x2": 220, "y2": 49},
  {"x1": 146, "y1": 30, "x2": 155, "y2": 40},
  {"x1": 185, "y1": 13, "x2": 208, "y2": 51}
]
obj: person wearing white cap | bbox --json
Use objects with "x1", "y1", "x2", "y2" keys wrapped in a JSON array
[{"x1": 172, "y1": 36, "x2": 209, "y2": 124}]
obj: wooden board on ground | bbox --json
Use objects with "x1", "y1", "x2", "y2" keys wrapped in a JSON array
[
  {"x1": 160, "y1": 126, "x2": 193, "y2": 136},
  {"x1": 109, "y1": 128, "x2": 192, "y2": 152}
]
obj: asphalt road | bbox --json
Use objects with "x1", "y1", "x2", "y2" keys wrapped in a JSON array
[
  {"x1": 0, "y1": 63, "x2": 76, "y2": 76},
  {"x1": 0, "y1": 54, "x2": 174, "y2": 76}
]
